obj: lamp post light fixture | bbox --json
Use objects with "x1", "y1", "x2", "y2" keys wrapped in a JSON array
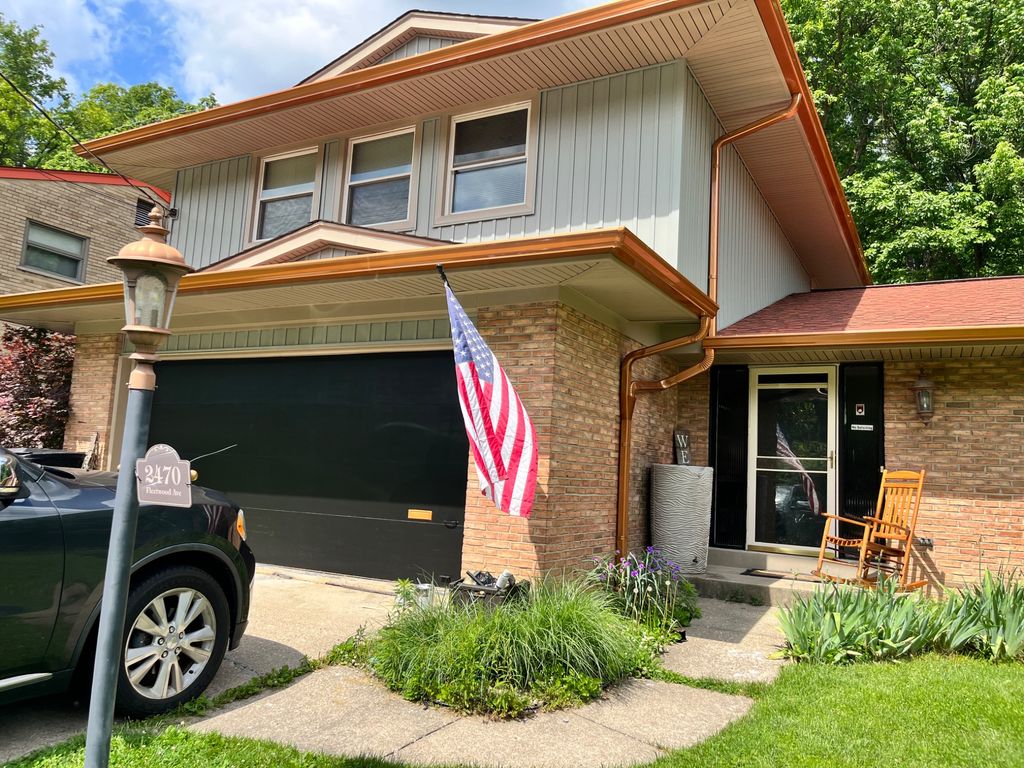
[
  {"x1": 83, "y1": 208, "x2": 193, "y2": 768},
  {"x1": 910, "y1": 370, "x2": 936, "y2": 425}
]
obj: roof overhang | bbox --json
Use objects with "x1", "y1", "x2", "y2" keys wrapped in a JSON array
[
  {"x1": 706, "y1": 326, "x2": 1024, "y2": 363},
  {"x1": 78, "y1": 0, "x2": 868, "y2": 289},
  {"x1": 0, "y1": 228, "x2": 716, "y2": 339}
]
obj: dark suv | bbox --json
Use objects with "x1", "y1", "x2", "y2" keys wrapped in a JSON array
[{"x1": 0, "y1": 447, "x2": 255, "y2": 716}]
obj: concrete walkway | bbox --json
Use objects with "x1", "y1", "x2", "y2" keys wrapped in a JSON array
[
  {"x1": 661, "y1": 598, "x2": 786, "y2": 684},
  {"x1": 0, "y1": 566, "x2": 393, "y2": 765},
  {"x1": 191, "y1": 596, "x2": 785, "y2": 768},
  {"x1": 192, "y1": 667, "x2": 753, "y2": 768}
]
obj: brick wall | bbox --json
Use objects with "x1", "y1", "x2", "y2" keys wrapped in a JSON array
[
  {"x1": 462, "y1": 301, "x2": 682, "y2": 579},
  {"x1": 63, "y1": 333, "x2": 123, "y2": 468},
  {"x1": 884, "y1": 359, "x2": 1024, "y2": 587},
  {"x1": 676, "y1": 372, "x2": 710, "y2": 466},
  {"x1": 0, "y1": 178, "x2": 139, "y2": 293}
]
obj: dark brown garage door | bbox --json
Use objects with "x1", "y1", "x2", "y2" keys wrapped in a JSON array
[{"x1": 149, "y1": 351, "x2": 468, "y2": 581}]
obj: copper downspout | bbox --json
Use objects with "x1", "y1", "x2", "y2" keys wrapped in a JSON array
[{"x1": 614, "y1": 93, "x2": 802, "y2": 556}]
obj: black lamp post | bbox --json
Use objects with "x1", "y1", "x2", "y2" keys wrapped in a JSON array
[{"x1": 83, "y1": 208, "x2": 193, "y2": 768}]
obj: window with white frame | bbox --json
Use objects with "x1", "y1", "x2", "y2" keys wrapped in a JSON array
[
  {"x1": 255, "y1": 149, "x2": 318, "y2": 240},
  {"x1": 345, "y1": 129, "x2": 416, "y2": 228},
  {"x1": 22, "y1": 221, "x2": 86, "y2": 282},
  {"x1": 447, "y1": 104, "x2": 530, "y2": 215}
]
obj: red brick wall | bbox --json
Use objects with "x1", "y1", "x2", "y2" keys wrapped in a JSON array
[
  {"x1": 676, "y1": 372, "x2": 710, "y2": 466},
  {"x1": 63, "y1": 333, "x2": 123, "y2": 468},
  {"x1": 461, "y1": 302, "x2": 682, "y2": 578},
  {"x1": 884, "y1": 359, "x2": 1024, "y2": 587}
]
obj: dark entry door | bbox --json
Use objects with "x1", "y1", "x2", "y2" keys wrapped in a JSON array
[{"x1": 149, "y1": 352, "x2": 469, "y2": 581}]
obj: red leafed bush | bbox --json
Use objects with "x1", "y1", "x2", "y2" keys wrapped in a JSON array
[{"x1": 0, "y1": 324, "x2": 76, "y2": 448}]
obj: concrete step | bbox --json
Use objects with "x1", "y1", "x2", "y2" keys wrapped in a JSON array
[{"x1": 689, "y1": 565, "x2": 819, "y2": 606}]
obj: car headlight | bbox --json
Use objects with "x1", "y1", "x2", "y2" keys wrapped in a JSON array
[{"x1": 235, "y1": 509, "x2": 247, "y2": 541}]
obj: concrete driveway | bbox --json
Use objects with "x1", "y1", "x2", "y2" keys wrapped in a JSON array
[{"x1": 0, "y1": 566, "x2": 394, "y2": 765}]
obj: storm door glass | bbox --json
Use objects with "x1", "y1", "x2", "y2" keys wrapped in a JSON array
[{"x1": 747, "y1": 368, "x2": 836, "y2": 550}]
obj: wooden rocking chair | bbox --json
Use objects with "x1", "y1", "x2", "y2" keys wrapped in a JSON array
[{"x1": 812, "y1": 469, "x2": 927, "y2": 591}]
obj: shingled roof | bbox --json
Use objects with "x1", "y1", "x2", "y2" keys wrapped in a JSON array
[{"x1": 718, "y1": 276, "x2": 1024, "y2": 338}]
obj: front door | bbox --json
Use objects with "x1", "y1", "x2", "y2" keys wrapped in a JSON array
[{"x1": 747, "y1": 367, "x2": 837, "y2": 552}]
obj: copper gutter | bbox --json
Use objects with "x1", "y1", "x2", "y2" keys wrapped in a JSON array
[{"x1": 614, "y1": 93, "x2": 802, "y2": 556}]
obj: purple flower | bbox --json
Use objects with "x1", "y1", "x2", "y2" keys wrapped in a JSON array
[{"x1": 631, "y1": 570, "x2": 639, "y2": 577}]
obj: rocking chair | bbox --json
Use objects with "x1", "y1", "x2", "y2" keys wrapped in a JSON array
[{"x1": 812, "y1": 469, "x2": 927, "y2": 591}]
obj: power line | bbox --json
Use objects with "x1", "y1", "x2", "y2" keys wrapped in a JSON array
[
  {"x1": 23, "y1": 164, "x2": 162, "y2": 218},
  {"x1": 0, "y1": 68, "x2": 170, "y2": 212}
]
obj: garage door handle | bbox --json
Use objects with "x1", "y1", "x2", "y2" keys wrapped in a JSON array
[{"x1": 444, "y1": 520, "x2": 460, "y2": 529}]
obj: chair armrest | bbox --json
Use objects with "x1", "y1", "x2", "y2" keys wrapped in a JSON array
[
  {"x1": 864, "y1": 516, "x2": 910, "y2": 532},
  {"x1": 820, "y1": 514, "x2": 870, "y2": 528}
]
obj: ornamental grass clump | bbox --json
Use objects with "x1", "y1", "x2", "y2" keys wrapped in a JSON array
[
  {"x1": 366, "y1": 579, "x2": 658, "y2": 717},
  {"x1": 779, "y1": 572, "x2": 1024, "y2": 665},
  {"x1": 587, "y1": 547, "x2": 701, "y2": 640}
]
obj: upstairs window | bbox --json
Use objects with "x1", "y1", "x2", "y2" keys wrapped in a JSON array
[
  {"x1": 22, "y1": 221, "x2": 86, "y2": 282},
  {"x1": 256, "y1": 149, "x2": 318, "y2": 240},
  {"x1": 446, "y1": 104, "x2": 531, "y2": 217},
  {"x1": 345, "y1": 129, "x2": 416, "y2": 228}
]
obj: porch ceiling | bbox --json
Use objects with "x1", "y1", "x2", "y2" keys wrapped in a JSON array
[
  {"x1": 79, "y1": 0, "x2": 867, "y2": 290},
  {"x1": 0, "y1": 229, "x2": 714, "y2": 336}
]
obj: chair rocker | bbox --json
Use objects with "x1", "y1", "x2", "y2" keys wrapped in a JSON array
[{"x1": 812, "y1": 469, "x2": 927, "y2": 591}]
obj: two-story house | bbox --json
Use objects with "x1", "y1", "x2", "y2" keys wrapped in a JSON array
[
  {"x1": 0, "y1": 167, "x2": 169, "y2": 294},
  {"x1": 1, "y1": 0, "x2": 1021, "y2": 588}
]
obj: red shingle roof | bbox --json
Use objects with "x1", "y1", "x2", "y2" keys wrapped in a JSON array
[{"x1": 719, "y1": 276, "x2": 1024, "y2": 337}]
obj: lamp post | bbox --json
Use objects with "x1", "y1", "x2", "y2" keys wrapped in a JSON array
[{"x1": 84, "y1": 208, "x2": 193, "y2": 768}]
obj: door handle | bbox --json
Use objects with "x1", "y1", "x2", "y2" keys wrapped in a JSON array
[
  {"x1": 829, "y1": 450, "x2": 835, "y2": 469},
  {"x1": 443, "y1": 520, "x2": 459, "y2": 529}
]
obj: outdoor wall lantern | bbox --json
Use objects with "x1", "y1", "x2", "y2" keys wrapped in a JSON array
[
  {"x1": 910, "y1": 370, "x2": 936, "y2": 424},
  {"x1": 84, "y1": 207, "x2": 193, "y2": 768}
]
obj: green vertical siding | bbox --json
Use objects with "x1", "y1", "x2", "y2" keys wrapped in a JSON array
[{"x1": 169, "y1": 156, "x2": 251, "y2": 269}]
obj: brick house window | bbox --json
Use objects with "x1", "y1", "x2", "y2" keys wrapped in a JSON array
[
  {"x1": 344, "y1": 128, "x2": 416, "y2": 229},
  {"x1": 21, "y1": 221, "x2": 87, "y2": 282},
  {"x1": 254, "y1": 148, "x2": 319, "y2": 240}
]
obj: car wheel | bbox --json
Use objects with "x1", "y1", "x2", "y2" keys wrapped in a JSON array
[{"x1": 115, "y1": 565, "x2": 230, "y2": 717}]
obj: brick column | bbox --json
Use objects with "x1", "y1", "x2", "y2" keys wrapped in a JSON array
[
  {"x1": 461, "y1": 302, "x2": 681, "y2": 579},
  {"x1": 884, "y1": 359, "x2": 1024, "y2": 587},
  {"x1": 64, "y1": 333, "x2": 123, "y2": 469}
]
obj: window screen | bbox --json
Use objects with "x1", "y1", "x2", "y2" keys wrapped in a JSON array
[{"x1": 23, "y1": 222, "x2": 86, "y2": 281}]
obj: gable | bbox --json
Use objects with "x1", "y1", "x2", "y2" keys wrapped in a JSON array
[{"x1": 301, "y1": 11, "x2": 534, "y2": 82}]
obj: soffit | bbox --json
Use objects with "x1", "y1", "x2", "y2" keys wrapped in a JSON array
[
  {"x1": 711, "y1": 343, "x2": 1024, "y2": 364},
  {"x1": 0, "y1": 230, "x2": 709, "y2": 334},
  {"x1": 86, "y1": 0, "x2": 738, "y2": 189}
]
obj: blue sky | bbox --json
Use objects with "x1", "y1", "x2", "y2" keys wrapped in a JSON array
[{"x1": 3, "y1": 0, "x2": 592, "y2": 104}]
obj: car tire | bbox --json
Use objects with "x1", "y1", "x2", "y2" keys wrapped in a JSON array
[{"x1": 115, "y1": 565, "x2": 230, "y2": 717}]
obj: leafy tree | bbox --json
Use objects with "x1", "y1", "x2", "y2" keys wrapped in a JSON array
[
  {"x1": 0, "y1": 325, "x2": 75, "y2": 449},
  {"x1": 0, "y1": 15, "x2": 215, "y2": 170},
  {"x1": 782, "y1": 0, "x2": 1024, "y2": 282},
  {"x1": 0, "y1": 13, "x2": 69, "y2": 166}
]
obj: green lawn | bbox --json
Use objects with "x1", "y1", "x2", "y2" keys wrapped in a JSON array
[{"x1": 10, "y1": 655, "x2": 1024, "y2": 768}]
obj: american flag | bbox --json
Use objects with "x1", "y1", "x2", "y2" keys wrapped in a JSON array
[
  {"x1": 775, "y1": 425, "x2": 821, "y2": 515},
  {"x1": 445, "y1": 283, "x2": 538, "y2": 517}
]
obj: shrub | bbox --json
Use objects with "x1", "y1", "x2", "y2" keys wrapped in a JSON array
[
  {"x1": 587, "y1": 547, "x2": 701, "y2": 639},
  {"x1": 365, "y1": 579, "x2": 658, "y2": 717},
  {"x1": 779, "y1": 572, "x2": 1024, "y2": 665},
  {"x1": 0, "y1": 325, "x2": 75, "y2": 448},
  {"x1": 933, "y1": 572, "x2": 1024, "y2": 661}
]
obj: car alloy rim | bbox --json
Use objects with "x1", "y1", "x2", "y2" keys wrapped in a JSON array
[{"x1": 124, "y1": 587, "x2": 217, "y2": 700}]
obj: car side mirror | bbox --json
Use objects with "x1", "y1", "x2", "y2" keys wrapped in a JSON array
[{"x1": 0, "y1": 455, "x2": 21, "y2": 499}]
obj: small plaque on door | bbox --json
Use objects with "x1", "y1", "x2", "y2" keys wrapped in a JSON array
[
  {"x1": 407, "y1": 508, "x2": 433, "y2": 521},
  {"x1": 850, "y1": 424, "x2": 874, "y2": 431}
]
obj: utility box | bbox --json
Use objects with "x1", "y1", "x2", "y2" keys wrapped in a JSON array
[{"x1": 650, "y1": 464, "x2": 714, "y2": 574}]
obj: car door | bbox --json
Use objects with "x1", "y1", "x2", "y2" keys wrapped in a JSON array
[{"x1": 0, "y1": 463, "x2": 65, "y2": 676}]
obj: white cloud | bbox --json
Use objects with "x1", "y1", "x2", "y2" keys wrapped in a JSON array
[
  {"x1": 158, "y1": 0, "x2": 410, "y2": 103},
  {"x1": 154, "y1": 0, "x2": 593, "y2": 104}
]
